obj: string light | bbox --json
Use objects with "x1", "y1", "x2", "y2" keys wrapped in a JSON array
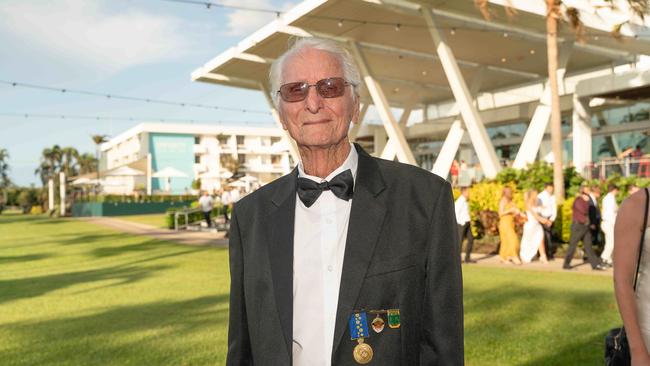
[
  {"x1": 0, "y1": 80, "x2": 271, "y2": 115},
  {"x1": 0, "y1": 112, "x2": 270, "y2": 125},
  {"x1": 395, "y1": 23, "x2": 401, "y2": 31},
  {"x1": 450, "y1": 28, "x2": 456, "y2": 35},
  {"x1": 337, "y1": 19, "x2": 343, "y2": 27}
]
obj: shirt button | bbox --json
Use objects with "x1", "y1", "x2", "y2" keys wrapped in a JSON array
[{"x1": 327, "y1": 265, "x2": 333, "y2": 272}]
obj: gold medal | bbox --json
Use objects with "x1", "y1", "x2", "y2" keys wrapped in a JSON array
[{"x1": 353, "y1": 338, "x2": 373, "y2": 364}]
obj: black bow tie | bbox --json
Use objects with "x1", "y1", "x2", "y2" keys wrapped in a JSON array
[{"x1": 296, "y1": 169, "x2": 354, "y2": 208}]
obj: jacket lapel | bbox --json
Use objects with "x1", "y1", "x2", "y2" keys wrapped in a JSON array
[
  {"x1": 268, "y1": 168, "x2": 298, "y2": 359},
  {"x1": 331, "y1": 146, "x2": 387, "y2": 358}
]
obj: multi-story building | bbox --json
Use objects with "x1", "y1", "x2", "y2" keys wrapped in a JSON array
[{"x1": 99, "y1": 122, "x2": 292, "y2": 194}]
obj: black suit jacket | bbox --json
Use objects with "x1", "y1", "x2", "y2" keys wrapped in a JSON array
[
  {"x1": 227, "y1": 144, "x2": 463, "y2": 365},
  {"x1": 588, "y1": 196, "x2": 601, "y2": 227}
]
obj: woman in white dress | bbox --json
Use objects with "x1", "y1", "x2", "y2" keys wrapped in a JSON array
[
  {"x1": 614, "y1": 188, "x2": 650, "y2": 365},
  {"x1": 519, "y1": 189, "x2": 551, "y2": 264}
]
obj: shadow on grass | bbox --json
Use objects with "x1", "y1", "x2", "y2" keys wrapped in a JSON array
[
  {"x1": 1, "y1": 295, "x2": 229, "y2": 366},
  {"x1": 0, "y1": 253, "x2": 54, "y2": 264},
  {"x1": 0, "y1": 262, "x2": 172, "y2": 305},
  {"x1": 464, "y1": 282, "x2": 616, "y2": 365}
]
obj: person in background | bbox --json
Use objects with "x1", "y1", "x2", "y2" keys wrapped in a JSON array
[
  {"x1": 220, "y1": 187, "x2": 231, "y2": 223},
  {"x1": 600, "y1": 184, "x2": 619, "y2": 266},
  {"x1": 450, "y1": 159, "x2": 459, "y2": 187},
  {"x1": 198, "y1": 190, "x2": 214, "y2": 228},
  {"x1": 537, "y1": 182, "x2": 557, "y2": 260},
  {"x1": 588, "y1": 185, "x2": 602, "y2": 247},
  {"x1": 520, "y1": 189, "x2": 550, "y2": 264},
  {"x1": 613, "y1": 187, "x2": 650, "y2": 365},
  {"x1": 563, "y1": 185, "x2": 606, "y2": 271},
  {"x1": 455, "y1": 186, "x2": 475, "y2": 263},
  {"x1": 632, "y1": 145, "x2": 643, "y2": 175},
  {"x1": 498, "y1": 186, "x2": 522, "y2": 265}
]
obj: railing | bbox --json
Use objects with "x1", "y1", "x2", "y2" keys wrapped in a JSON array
[
  {"x1": 583, "y1": 156, "x2": 650, "y2": 180},
  {"x1": 173, "y1": 207, "x2": 202, "y2": 231}
]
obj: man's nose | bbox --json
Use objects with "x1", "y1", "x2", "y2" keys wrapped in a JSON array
[{"x1": 304, "y1": 86, "x2": 323, "y2": 113}]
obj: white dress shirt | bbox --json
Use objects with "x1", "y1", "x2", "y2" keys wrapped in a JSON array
[
  {"x1": 292, "y1": 144, "x2": 358, "y2": 366},
  {"x1": 454, "y1": 195, "x2": 470, "y2": 225},
  {"x1": 602, "y1": 192, "x2": 618, "y2": 223},
  {"x1": 537, "y1": 190, "x2": 557, "y2": 221}
]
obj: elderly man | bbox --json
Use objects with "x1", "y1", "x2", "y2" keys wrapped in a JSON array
[{"x1": 227, "y1": 38, "x2": 463, "y2": 366}]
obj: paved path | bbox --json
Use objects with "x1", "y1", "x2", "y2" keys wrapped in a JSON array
[
  {"x1": 78, "y1": 217, "x2": 228, "y2": 247},
  {"x1": 464, "y1": 252, "x2": 612, "y2": 276},
  {"x1": 78, "y1": 217, "x2": 611, "y2": 276}
]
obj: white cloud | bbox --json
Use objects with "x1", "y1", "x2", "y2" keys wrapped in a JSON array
[
  {"x1": 223, "y1": 0, "x2": 296, "y2": 36},
  {"x1": 0, "y1": 0, "x2": 196, "y2": 74}
]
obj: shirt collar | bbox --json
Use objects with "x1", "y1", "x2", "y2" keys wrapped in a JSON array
[{"x1": 297, "y1": 143, "x2": 358, "y2": 183}]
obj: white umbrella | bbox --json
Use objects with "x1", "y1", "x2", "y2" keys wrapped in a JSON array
[
  {"x1": 106, "y1": 166, "x2": 144, "y2": 176},
  {"x1": 199, "y1": 169, "x2": 232, "y2": 179},
  {"x1": 71, "y1": 177, "x2": 91, "y2": 185},
  {"x1": 153, "y1": 167, "x2": 188, "y2": 192}
]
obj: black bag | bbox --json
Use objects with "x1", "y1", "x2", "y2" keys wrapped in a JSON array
[
  {"x1": 605, "y1": 327, "x2": 630, "y2": 366},
  {"x1": 605, "y1": 188, "x2": 649, "y2": 366}
]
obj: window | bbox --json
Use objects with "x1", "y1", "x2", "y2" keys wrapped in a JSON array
[
  {"x1": 194, "y1": 136, "x2": 201, "y2": 145},
  {"x1": 236, "y1": 135, "x2": 245, "y2": 145},
  {"x1": 271, "y1": 155, "x2": 281, "y2": 164},
  {"x1": 195, "y1": 155, "x2": 201, "y2": 164},
  {"x1": 238, "y1": 155, "x2": 246, "y2": 164},
  {"x1": 217, "y1": 135, "x2": 229, "y2": 145},
  {"x1": 271, "y1": 137, "x2": 281, "y2": 144}
]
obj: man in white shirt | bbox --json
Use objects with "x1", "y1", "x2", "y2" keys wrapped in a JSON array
[
  {"x1": 455, "y1": 186, "x2": 475, "y2": 263},
  {"x1": 198, "y1": 190, "x2": 213, "y2": 227},
  {"x1": 600, "y1": 184, "x2": 619, "y2": 265},
  {"x1": 220, "y1": 188, "x2": 231, "y2": 223},
  {"x1": 537, "y1": 183, "x2": 557, "y2": 260},
  {"x1": 226, "y1": 38, "x2": 463, "y2": 366}
]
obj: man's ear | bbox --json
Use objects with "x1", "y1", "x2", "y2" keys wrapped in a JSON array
[{"x1": 351, "y1": 98, "x2": 360, "y2": 125}]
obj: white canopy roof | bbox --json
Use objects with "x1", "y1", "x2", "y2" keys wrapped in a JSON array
[
  {"x1": 192, "y1": 0, "x2": 650, "y2": 108},
  {"x1": 152, "y1": 167, "x2": 188, "y2": 178}
]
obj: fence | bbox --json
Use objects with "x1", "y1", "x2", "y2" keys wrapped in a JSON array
[{"x1": 582, "y1": 157, "x2": 650, "y2": 180}]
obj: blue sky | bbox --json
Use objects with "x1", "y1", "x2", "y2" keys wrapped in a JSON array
[{"x1": 0, "y1": 0, "x2": 296, "y2": 186}]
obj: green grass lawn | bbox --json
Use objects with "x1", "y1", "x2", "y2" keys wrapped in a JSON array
[
  {"x1": 115, "y1": 213, "x2": 168, "y2": 228},
  {"x1": 0, "y1": 213, "x2": 620, "y2": 365}
]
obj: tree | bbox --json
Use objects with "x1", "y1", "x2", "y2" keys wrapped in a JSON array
[
  {"x1": 0, "y1": 148, "x2": 10, "y2": 189},
  {"x1": 476, "y1": 0, "x2": 649, "y2": 202},
  {"x1": 61, "y1": 147, "x2": 79, "y2": 178},
  {"x1": 35, "y1": 145, "x2": 62, "y2": 185},
  {"x1": 91, "y1": 135, "x2": 109, "y2": 193},
  {"x1": 77, "y1": 153, "x2": 98, "y2": 175}
]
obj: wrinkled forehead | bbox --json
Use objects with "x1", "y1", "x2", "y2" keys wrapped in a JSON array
[{"x1": 281, "y1": 48, "x2": 344, "y2": 83}]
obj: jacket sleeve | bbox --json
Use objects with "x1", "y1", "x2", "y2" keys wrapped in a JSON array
[
  {"x1": 226, "y1": 206, "x2": 254, "y2": 365},
  {"x1": 420, "y1": 181, "x2": 464, "y2": 365}
]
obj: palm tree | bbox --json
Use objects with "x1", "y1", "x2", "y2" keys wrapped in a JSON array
[
  {"x1": 476, "y1": 0, "x2": 649, "y2": 202},
  {"x1": 91, "y1": 135, "x2": 109, "y2": 192},
  {"x1": 35, "y1": 145, "x2": 63, "y2": 185},
  {"x1": 0, "y1": 148, "x2": 10, "y2": 189},
  {"x1": 77, "y1": 153, "x2": 98, "y2": 175},
  {"x1": 61, "y1": 147, "x2": 79, "y2": 178}
]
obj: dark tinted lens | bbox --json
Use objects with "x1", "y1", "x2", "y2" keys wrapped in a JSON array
[
  {"x1": 279, "y1": 82, "x2": 308, "y2": 102},
  {"x1": 316, "y1": 78, "x2": 346, "y2": 98}
]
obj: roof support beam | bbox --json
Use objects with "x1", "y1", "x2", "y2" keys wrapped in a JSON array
[
  {"x1": 349, "y1": 103, "x2": 369, "y2": 141},
  {"x1": 573, "y1": 95, "x2": 592, "y2": 174},
  {"x1": 198, "y1": 73, "x2": 261, "y2": 89},
  {"x1": 513, "y1": 41, "x2": 573, "y2": 168},
  {"x1": 380, "y1": 105, "x2": 413, "y2": 160},
  {"x1": 259, "y1": 83, "x2": 301, "y2": 164},
  {"x1": 349, "y1": 42, "x2": 417, "y2": 164},
  {"x1": 422, "y1": 7, "x2": 501, "y2": 178},
  {"x1": 432, "y1": 120, "x2": 465, "y2": 179}
]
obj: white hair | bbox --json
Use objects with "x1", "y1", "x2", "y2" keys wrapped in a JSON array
[{"x1": 269, "y1": 37, "x2": 361, "y2": 106}]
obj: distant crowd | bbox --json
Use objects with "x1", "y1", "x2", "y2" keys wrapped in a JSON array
[{"x1": 456, "y1": 182, "x2": 644, "y2": 270}]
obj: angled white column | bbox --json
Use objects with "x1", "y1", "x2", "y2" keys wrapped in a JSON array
[
  {"x1": 573, "y1": 95, "x2": 592, "y2": 174},
  {"x1": 349, "y1": 103, "x2": 369, "y2": 141},
  {"x1": 373, "y1": 127, "x2": 388, "y2": 157},
  {"x1": 421, "y1": 8, "x2": 500, "y2": 178},
  {"x1": 349, "y1": 42, "x2": 416, "y2": 165},
  {"x1": 513, "y1": 42, "x2": 573, "y2": 169},
  {"x1": 595, "y1": 111, "x2": 621, "y2": 156},
  {"x1": 432, "y1": 120, "x2": 465, "y2": 178},
  {"x1": 59, "y1": 172, "x2": 66, "y2": 216},
  {"x1": 48, "y1": 178, "x2": 54, "y2": 212},
  {"x1": 380, "y1": 106, "x2": 413, "y2": 160},
  {"x1": 259, "y1": 83, "x2": 301, "y2": 164}
]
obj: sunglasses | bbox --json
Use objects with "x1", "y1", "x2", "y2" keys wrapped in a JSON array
[{"x1": 277, "y1": 77, "x2": 355, "y2": 103}]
